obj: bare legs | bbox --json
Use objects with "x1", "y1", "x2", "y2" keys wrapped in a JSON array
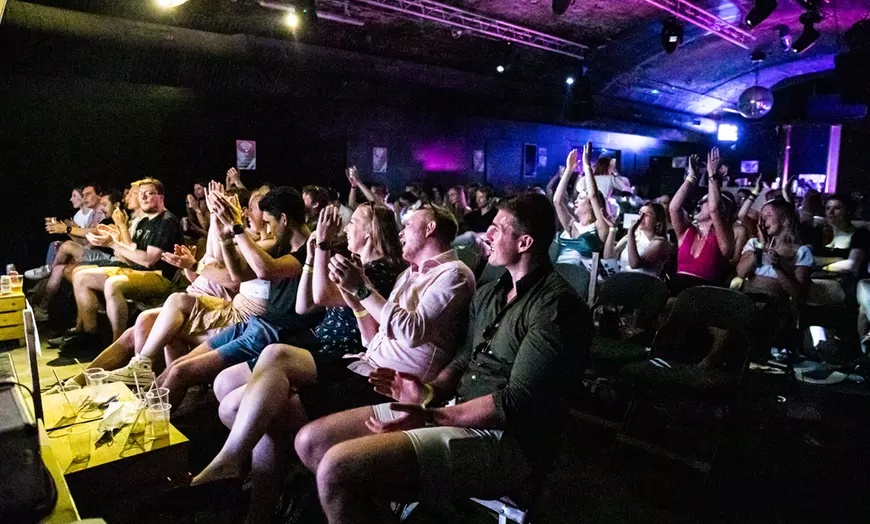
[
  {"x1": 72, "y1": 268, "x2": 107, "y2": 334},
  {"x1": 137, "y1": 292, "x2": 198, "y2": 360},
  {"x1": 192, "y1": 344, "x2": 317, "y2": 485}
]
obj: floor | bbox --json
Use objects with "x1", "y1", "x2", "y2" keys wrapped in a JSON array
[{"x1": 5, "y1": 332, "x2": 870, "y2": 523}]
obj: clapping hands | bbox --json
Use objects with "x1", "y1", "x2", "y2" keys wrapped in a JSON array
[
  {"x1": 316, "y1": 206, "x2": 343, "y2": 245},
  {"x1": 345, "y1": 166, "x2": 360, "y2": 188}
]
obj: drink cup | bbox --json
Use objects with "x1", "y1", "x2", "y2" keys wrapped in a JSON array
[
  {"x1": 0, "y1": 276, "x2": 10, "y2": 295},
  {"x1": 85, "y1": 368, "x2": 110, "y2": 387},
  {"x1": 146, "y1": 403, "x2": 171, "y2": 439},
  {"x1": 145, "y1": 387, "x2": 170, "y2": 407},
  {"x1": 66, "y1": 425, "x2": 92, "y2": 463}
]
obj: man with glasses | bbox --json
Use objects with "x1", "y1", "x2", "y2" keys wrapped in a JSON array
[
  {"x1": 63, "y1": 178, "x2": 182, "y2": 353},
  {"x1": 294, "y1": 192, "x2": 590, "y2": 523}
]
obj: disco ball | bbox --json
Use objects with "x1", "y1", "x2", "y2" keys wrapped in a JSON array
[{"x1": 737, "y1": 85, "x2": 774, "y2": 119}]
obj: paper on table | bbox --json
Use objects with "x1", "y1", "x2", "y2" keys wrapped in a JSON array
[{"x1": 98, "y1": 401, "x2": 140, "y2": 433}]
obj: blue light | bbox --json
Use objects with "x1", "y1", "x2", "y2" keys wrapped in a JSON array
[
  {"x1": 651, "y1": 89, "x2": 660, "y2": 95},
  {"x1": 718, "y1": 123, "x2": 739, "y2": 142},
  {"x1": 565, "y1": 76, "x2": 575, "y2": 86}
]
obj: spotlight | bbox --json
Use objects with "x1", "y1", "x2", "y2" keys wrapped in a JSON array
[
  {"x1": 156, "y1": 0, "x2": 189, "y2": 7},
  {"x1": 565, "y1": 76, "x2": 576, "y2": 86},
  {"x1": 297, "y1": 0, "x2": 317, "y2": 25},
  {"x1": 283, "y1": 10, "x2": 300, "y2": 29},
  {"x1": 552, "y1": 0, "x2": 574, "y2": 16},
  {"x1": 661, "y1": 18, "x2": 684, "y2": 54},
  {"x1": 745, "y1": 0, "x2": 777, "y2": 29},
  {"x1": 777, "y1": 24, "x2": 793, "y2": 51},
  {"x1": 496, "y1": 65, "x2": 505, "y2": 73},
  {"x1": 792, "y1": 10, "x2": 822, "y2": 54}
]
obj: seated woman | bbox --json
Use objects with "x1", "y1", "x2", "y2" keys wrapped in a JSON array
[
  {"x1": 190, "y1": 203, "x2": 405, "y2": 523},
  {"x1": 808, "y1": 194, "x2": 869, "y2": 305},
  {"x1": 668, "y1": 148, "x2": 736, "y2": 295},
  {"x1": 552, "y1": 142, "x2": 611, "y2": 265},
  {"x1": 603, "y1": 202, "x2": 670, "y2": 278}
]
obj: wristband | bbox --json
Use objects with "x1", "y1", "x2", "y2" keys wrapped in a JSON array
[
  {"x1": 685, "y1": 175, "x2": 697, "y2": 184},
  {"x1": 220, "y1": 238, "x2": 234, "y2": 247},
  {"x1": 421, "y1": 383, "x2": 434, "y2": 408},
  {"x1": 352, "y1": 309, "x2": 369, "y2": 319},
  {"x1": 302, "y1": 264, "x2": 313, "y2": 274}
]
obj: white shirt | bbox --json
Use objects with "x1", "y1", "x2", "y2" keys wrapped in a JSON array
[
  {"x1": 347, "y1": 250, "x2": 476, "y2": 382},
  {"x1": 618, "y1": 231, "x2": 666, "y2": 278}
]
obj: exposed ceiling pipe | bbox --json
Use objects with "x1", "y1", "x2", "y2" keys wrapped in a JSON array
[
  {"x1": 337, "y1": 0, "x2": 588, "y2": 59},
  {"x1": 640, "y1": 0, "x2": 755, "y2": 49}
]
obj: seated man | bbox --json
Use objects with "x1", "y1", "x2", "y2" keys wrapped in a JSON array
[
  {"x1": 33, "y1": 189, "x2": 123, "y2": 322},
  {"x1": 294, "y1": 192, "x2": 591, "y2": 523},
  {"x1": 157, "y1": 186, "x2": 317, "y2": 407},
  {"x1": 63, "y1": 178, "x2": 182, "y2": 350}
]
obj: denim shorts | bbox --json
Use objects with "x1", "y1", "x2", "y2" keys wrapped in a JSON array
[{"x1": 211, "y1": 317, "x2": 318, "y2": 369}]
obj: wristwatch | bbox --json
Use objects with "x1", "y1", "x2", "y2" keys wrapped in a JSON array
[
  {"x1": 355, "y1": 283, "x2": 372, "y2": 301},
  {"x1": 424, "y1": 408, "x2": 438, "y2": 427},
  {"x1": 66, "y1": 226, "x2": 72, "y2": 234},
  {"x1": 232, "y1": 223, "x2": 246, "y2": 236},
  {"x1": 317, "y1": 241, "x2": 330, "y2": 252}
]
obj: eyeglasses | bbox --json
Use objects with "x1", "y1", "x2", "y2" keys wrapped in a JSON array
[{"x1": 472, "y1": 322, "x2": 499, "y2": 358}]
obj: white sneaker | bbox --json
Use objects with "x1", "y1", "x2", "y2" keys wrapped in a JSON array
[
  {"x1": 24, "y1": 265, "x2": 51, "y2": 280},
  {"x1": 33, "y1": 307, "x2": 49, "y2": 322},
  {"x1": 106, "y1": 355, "x2": 153, "y2": 386}
]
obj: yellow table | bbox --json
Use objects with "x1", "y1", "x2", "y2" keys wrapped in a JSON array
[
  {"x1": 43, "y1": 382, "x2": 190, "y2": 513},
  {"x1": 39, "y1": 421, "x2": 80, "y2": 524},
  {"x1": 0, "y1": 291, "x2": 25, "y2": 345}
]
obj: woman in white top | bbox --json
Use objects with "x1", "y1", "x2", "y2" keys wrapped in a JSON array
[
  {"x1": 737, "y1": 199, "x2": 812, "y2": 301},
  {"x1": 553, "y1": 142, "x2": 612, "y2": 264},
  {"x1": 604, "y1": 202, "x2": 670, "y2": 278}
]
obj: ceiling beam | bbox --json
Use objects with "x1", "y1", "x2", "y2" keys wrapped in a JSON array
[
  {"x1": 641, "y1": 0, "x2": 755, "y2": 49},
  {"x1": 338, "y1": 0, "x2": 588, "y2": 59}
]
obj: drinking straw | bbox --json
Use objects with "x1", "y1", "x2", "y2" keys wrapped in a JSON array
[{"x1": 51, "y1": 369, "x2": 74, "y2": 413}]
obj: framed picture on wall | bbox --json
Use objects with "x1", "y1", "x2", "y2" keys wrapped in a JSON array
[
  {"x1": 522, "y1": 144, "x2": 537, "y2": 178},
  {"x1": 372, "y1": 147, "x2": 388, "y2": 173},
  {"x1": 537, "y1": 147, "x2": 548, "y2": 168},
  {"x1": 472, "y1": 149, "x2": 485, "y2": 173},
  {"x1": 236, "y1": 140, "x2": 257, "y2": 170}
]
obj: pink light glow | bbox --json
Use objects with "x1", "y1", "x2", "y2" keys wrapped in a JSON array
[{"x1": 412, "y1": 142, "x2": 467, "y2": 172}]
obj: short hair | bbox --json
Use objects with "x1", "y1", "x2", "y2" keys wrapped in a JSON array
[
  {"x1": 475, "y1": 185, "x2": 494, "y2": 199},
  {"x1": 101, "y1": 189, "x2": 124, "y2": 206},
  {"x1": 327, "y1": 187, "x2": 340, "y2": 202},
  {"x1": 420, "y1": 204, "x2": 458, "y2": 245},
  {"x1": 302, "y1": 185, "x2": 330, "y2": 209},
  {"x1": 83, "y1": 183, "x2": 102, "y2": 195},
  {"x1": 827, "y1": 193, "x2": 855, "y2": 217},
  {"x1": 259, "y1": 186, "x2": 306, "y2": 227},
  {"x1": 497, "y1": 192, "x2": 556, "y2": 259},
  {"x1": 135, "y1": 178, "x2": 165, "y2": 195},
  {"x1": 398, "y1": 191, "x2": 419, "y2": 205}
]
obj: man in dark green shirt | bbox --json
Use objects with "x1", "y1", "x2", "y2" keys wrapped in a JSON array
[{"x1": 294, "y1": 192, "x2": 591, "y2": 522}]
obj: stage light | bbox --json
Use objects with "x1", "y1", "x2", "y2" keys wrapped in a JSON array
[
  {"x1": 496, "y1": 65, "x2": 505, "y2": 73},
  {"x1": 284, "y1": 11, "x2": 300, "y2": 29},
  {"x1": 552, "y1": 0, "x2": 574, "y2": 16},
  {"x1": 156, "y1": 0, "x2": 189, "y2": 8},
  {"x1": 745, "y1": 0, "x2": 777, "y2": 29},
  {"x1": 565, "y1": 76, "x2": 576, "y2": 86},
  {"x1": 718, "y1": 123, "x2": 739, "y2": 142},
  {"x1": 792, "y1": 10, "x2": 822, "y2": 54},
  {"x1": 661, "y1": 18, "x2": 684, "y2": 54},
  {"x1": 777, "y1": 24, "x2": 793, "y2": 51}
]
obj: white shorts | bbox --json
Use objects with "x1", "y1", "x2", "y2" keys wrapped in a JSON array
[{"x1": 371, "y1": 403, "x2": 532, "y2": 505}]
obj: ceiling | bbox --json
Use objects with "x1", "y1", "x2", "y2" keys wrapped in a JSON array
[{"x1": 6, "y1": 0, "x2": 870, "y2": 121}]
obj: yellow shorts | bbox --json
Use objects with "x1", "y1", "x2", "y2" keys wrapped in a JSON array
[{"x1": 101, "y1": 268, "x2": 174, "y2": 300}]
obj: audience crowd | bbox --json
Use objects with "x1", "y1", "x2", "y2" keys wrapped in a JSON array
[{"x1": 26, "y1": 144, "x2": 870, "y2": 523}]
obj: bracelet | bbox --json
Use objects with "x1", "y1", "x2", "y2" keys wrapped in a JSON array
[
  {"x1": 749, "y1": 190, "x2": 759, "y2": 198},
  {"x1": 685, "y1": 175, "x2": 697, "y2": 184},
  {"x1": 353, "y1": 309, "x2": 369, "y2": 319},
  {"x1": 220, "y1": 238, "x2": 234, "y2": 246},
  {"x1": 302, "y1": 264, "x2": 313, "y2": 274},
  {"x1": 421, "y1": 383, "x2": 434, "y2": 408}
]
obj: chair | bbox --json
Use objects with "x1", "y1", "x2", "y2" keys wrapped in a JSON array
[
  {"x1": 614, "y1": 286, "x2": 757, "y2": 473},
  {"x1": 589, "y1": 272, "x2": 669, "y2": 371}
]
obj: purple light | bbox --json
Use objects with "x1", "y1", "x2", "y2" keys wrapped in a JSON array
[{"x1": 413, "y1": 142, "x2": 467, "y2": 172}]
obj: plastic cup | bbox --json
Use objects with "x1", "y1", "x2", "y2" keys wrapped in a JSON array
[
  {"x1": 9, "y1": 274, "x2": 22, "y2": 294},
  {"x1": 130, "y1": 400, "x2": 148, "y2": 435},
  {"x1": 145, "y1": 387, "x2": 170, "y2": 408},
  {"x1": 58, "y1": 383, "x2": 82, "y2": 417},
  {"x1": 146, "y1": 403, "x2": 171, "y2": 439},
  {"x1": 66, "y1": 425, "x2": 92, "y2": 463},
  {"x1": 0, "y1": 276, "x2": 10, "y2": 295},
  {"x1": 85, "y1": 368, "x2": 110, "y2": 387}
]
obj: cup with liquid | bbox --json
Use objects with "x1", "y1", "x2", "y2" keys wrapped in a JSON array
[
  {"x1": 0, "y1": 276, "x2": 10, "y2": 296},
  {"x1": 9, "y1": 274, "x2": 22, "y2": 294}
]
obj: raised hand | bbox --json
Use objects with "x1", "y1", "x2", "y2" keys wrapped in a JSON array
[
  {"x1": 565, "y1": 148, "x2": 578, "y2": 174},
  {"x1": 582, "y1": 141, "x2": 593, "y2": 168},
  {"x1": 316, "y1": 206, "x2": 343, "y2": 244},
  {"x1": 226, "y1": 167, "x2": 241, "y2": 188},
  {"x1": 368, "y1": 368, "x2": 426, "y2": 403},
  {"x1": 364, "y1": 403, "x2": 426, "y2": 434},
  {"x1": 706, "y1": 147, "x2": 721, "y2": 179},
  {"x1": 346, "y1": 166, "x2": 359, "y2": 188},
  {"x1": 112, "y1": 207, "x2": 129, "y2": 228},
  {"x1": 630, "y1": 212, "x2": 645, "y2": 233},
  {"x1": 687, "y1": 154, "x2": 701, "y2": 179}
]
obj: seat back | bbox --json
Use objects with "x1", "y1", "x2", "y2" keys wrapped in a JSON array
[
  {"x1": 650, "y1": 286, "x2": 756, "y2": 374},
  {"x1": 593, "y1": 272, "x2": 668, "y2": 329},
  {"x1": 23, "y1": 305, "x2": 44, "y2": 421}
]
